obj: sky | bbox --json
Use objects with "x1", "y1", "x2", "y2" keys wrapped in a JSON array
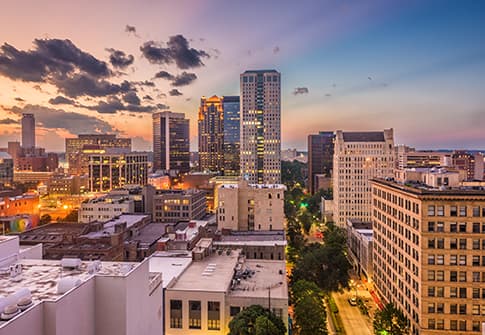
[{"x1": 0, "y1": 0, "x2": 484, "y2": 152}]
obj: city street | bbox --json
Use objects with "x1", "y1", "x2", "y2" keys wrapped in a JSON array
[{"x1": 332, "y1": 288, "x2": 374, "y2": 335}]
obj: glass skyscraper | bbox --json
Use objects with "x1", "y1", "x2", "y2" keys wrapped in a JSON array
[{"x1": 222, "y1": 96, "x2": 240, "y2": 176}]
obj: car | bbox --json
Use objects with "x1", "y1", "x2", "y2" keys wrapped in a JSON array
[{"x1": 348, "y1": 297, "x2": 357, "y2": 306}]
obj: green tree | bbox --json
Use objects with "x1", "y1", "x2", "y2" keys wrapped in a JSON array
[
  {"x1": 281, "y1": 160, "x2": 306, "y2": 188},
  {"x1": 292, "y1": 280, "x2": 327, "y2": 335},
  {"x1": 62, "y1": 209, "x2": 78, "y2": 222},
  {"x1": 39, "y1": 214, "x2": 52, "y2": 226},
  {"x1": 228, "y1": 305, "x2": 286, "y2": 335},
  {"x1": 298, "y1": 210, "x2": 313, "y2": 234},
  {"x1": 373, "y1": 303, "x2": 409, "y2": 335}
]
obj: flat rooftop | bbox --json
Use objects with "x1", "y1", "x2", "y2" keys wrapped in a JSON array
[
  {"x1": 0, "y1": 258, "x2": 140, "y2": 303},
  {"x1": 81, "y1": 214, "x2": 148, "y2": 239},
  {"x1": 372, "y1": 178, "x2": 485, "y2": 196},
  {"x1": 216, "y1": 231, "x2": 286, "y2": 246},
  {"x1": 168, "y1": 251, "x2": 240, "y2": 292},
  {"x1": 127, "y1": 223, "x2": 166, "y2": 248},
  {"x1": 149, "y1": 253, "x2": 193, "y2": 288}
]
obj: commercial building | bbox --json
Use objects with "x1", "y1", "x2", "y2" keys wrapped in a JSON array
[
  {"x1": 47, "y1": 174, "x2": 89, "y2": 195},
  {"x1": 214, "y1": 230, "x2": 286, "y2": 260},
  {"x1": 216, "y1": 181, "x2": 285, "y2": 232},
  {"x1": 0, "y1": 193, "x2": 39, "y2": 219},
  {"x1": 153, "y1": 189, "x2": 207, "y2": 223},
  {"x1": 0, "y1": 235, "x2": 162, "y2": 335},
  {"x1": 333, "y1": 129, "x2": 394, "y2": 226},
  {"x1": 152, "y1": 111, "x2": 190, "y2": 174},
  {"x1": 222, "y1": 96, "x2": 240, "y2": 176},
  {"x1": 371, "y1": 178, "x2": 485, "y2": 335},
  {"x1": 0, "y1": 152, "x2": 13, "y2": 187},
  {"x1": 395, "y1": 146, "x2": 451, "y2": 169},
  {"x1": 79, "y1": 195, "x2": 135, "y2": 223},
  {"x1": 87, "y1": 150, "x2": 148, "y2": 192},
  {"x1": 21, "y1": 113, "x2": 35, "y2": 149},
  {"x1": 308, "y1": 131, "x2": 334, "y2": 194},
  {"x1": 451, "y1": 151, "x2": 484, "y2": 181},
  {"x1": 164, "y1": 249, "x2": 288, "y2": 335},
  {"x1": 346, "y1": 219, "x2": 373, "y2": 279},
  {"x1": 240, "y1": 70, "x2": 281, "y2": 184},
  {"x1": 198, "y1": 96, "x2": 224, "y2": 173}
]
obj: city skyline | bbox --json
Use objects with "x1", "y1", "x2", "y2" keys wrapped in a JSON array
[{"x1": 0, "y1": 1, "x2": 484, "y2": 152}]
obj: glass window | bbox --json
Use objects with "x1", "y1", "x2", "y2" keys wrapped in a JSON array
[
  {"x1": 170, "y1": 300, "x2": 183, "y2": 329},
  {"x1": 459, "y1": 271, "x2": 467, "y2": 282},
  {"x1": 472, "y1": 207, "x2": 480, "y2": 217},
  {"x1": 459, "y1": 206, "x2": 467, "y2": 217},
  {"x1": 428, "y1": 239, "x2": 435, "y2": 248},
  {"x1": 473, "y1": 255, "x2": 480, "y2": 266},
  {"x1": 450, "y1": 238, "x2": 457, "y2": 249},
  {"x1": 428, "y1": 287, "x2": 435, "y2": 297},
  {"x1": 189, "y1": 301, "x2": 201, "y2": 329},
  {"x1": 459, "y1": 320, "x2": 466, "y2": 331},
  {"x1": 459, "y1": 239, "x2": 467, "y2": 249},
  {"x1": 450, "y1": 255, "x2": 457, "y2": 265},
  {"x1": 450, "y1": 320, "x2": 457, "y2": 330},
  {"x1": 428, "y1": 270, "x2": 435, "y2": 281},
  {"x1": 473, "y1": 272, "x2": 480, "y2": 282},
  {"x1": 436, "y1": 270, "x2": 444, "y2": 281},
  {"x1": 230, "y1": 306, "x2": 241, "y2": 317},
  {"x1": 472, "y1": 239, "x2": 480, "y2": 249},
  {"x1": 428, "y1": 255, "x2": 435, "y2": 265},
  {"x1": 450, "y1": 223, "x2": 457, "y2": 232},
  {"x1": 436, "y1": 319, "x2": 444, "y2": 330},
  {"x1": 450, "y1": 206, "x2": 457, "y2": 216},
  {"x1": 472, "y1": 321, "x2": 480, "y2": 332},
  {"x1": 437, "y1": 255, "x2": 444, "y2": 265},
  {"x1": 459, "y1": 304, "x2": 467, "y2": 315},
  {"x1": 436, "y1": 287, "x2": 444, "y2": 297},
  {"x1": 428, "y1": 221, "x2": 435, "y2": 232},
  {"x1": 428, "y1": 319, "x2": 435, "y2": 329},
  {"x1": 437, "y1": 239, "x2": 444, "y2": 249},
  {"x1": 450, "y1": 304, "x2": 457, "y2": 314},
  {"x1": 450, "y1": 287, "x2": 457, "y2": 298},
  {"x1": 459, "y1": 223, "x2": 467, "y2": 232},
  {"x1": 472, "y1": 223, "x2": 480, "y2": 233},
  {"x1": 459, "y1": 255, "x2": 467, "y2": 266},
  {"x1": 437, "y1": 222, "x2": 444, "y2": 232},
  {"x1": 208, "y1": 301, "x2": 221, "y2": 330},
  {"x1": 472, "y1": 288, "x2": 480, "y2": 298},
  {"x1": 437, "y1": 206, "x2": 444, "y2": 216},
  {"x1": 428, "y1": 205, "x2": 435, "y2": 216},
  {"x1": 459, "y1": 287, "x2": 467, "y2": 298},
  {"x1": 428, "y1": 303, "x2": 435, "y2": 313},
  {"x1": 437, "y1": 303, "x2": 444, "y2": 314},
  {"x1": 450, "y1": 271, "x2": 457, "y2": 282}
]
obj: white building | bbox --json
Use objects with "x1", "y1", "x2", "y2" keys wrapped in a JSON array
[
  {"x1": 333, "y1": 129, "x2": 394, "y2": 226},
  {"x1": 79, "y1": 194, "x2": 135, "y2": 223},
  {"x1": 216, "y1": 181, "x2": 285, "y2": 232},
  {"x1": 0, "y1": 235, "x2": 162, "y2": 335},
  {"x1": 240, "y1": 70, "x2": 281, "y2": 184}
]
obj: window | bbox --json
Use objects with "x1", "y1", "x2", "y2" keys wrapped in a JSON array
[
  {"x1": 428, "y1": 319, "x2": 435, "y2": 329},
  {"x1": 428, "y1": 239, "x2": 435, "y2": 248},
  {"x1": 436, "y1": 319, "x2": 444, "y2": 330},
  {"x1": 437, "y1": 222, "x2": 444, "y2": 232},
  {"x1": 437, "y1": 239, "x2": 444, "y2": 249},
  {"x1": 459, "y1": 239, "x2": 467, "y2": 249},
  {"x1": 450, "y1": 238, "x2": 457, "y2": 249},
  {"x1": 428, "y1": 255, "x2": 435, "y2": 265},
  {"x1": 459, "y1": 287, "x2": 467, "y2": 298},
  {"x1": 436, "y1": 287, "x2": 444, "y2": 297},
  {"x1": 428, "y1": 303, "x2": 435, "y2": 313},
  {"x1": 450, "y1": 320, "x2": 457, "y2": 330},
  {"x1": 450, "y1": 271, "x2": 457, "y2": 282},
  {"x1": 473, "y1": 239, "x2": 480, "y2": 249},
  {"x1": 459, "y1": 304, "x2": 467, "y2": 315},
  {"x1": 428, "y1": 221, "x2": 435, "y2": 232},
  {"x1": 459, "y1": 206, "x2": 467, "y2": 216},
  {"x1": 428, "y1": 270, "x2": 435, "y2": 281},
  {"x1": 189, "y1": 301, "x2": 201, "y2": 329},
  {"x1": 437, "y1": 255, "x2": 444, "y2": 265},
  {"x1": 450, "y1": 206, "x2": 457, "y2": 216},
  {"x1": 230, "y1": 306, "x2": 241, "y2": 317},
  {"x1": 472, "y1": 207, "x2": 480, "y2": 217},
  {"x1": 459, "y1": 271, "x2": 467, "y2": 282},
  {"x1": 473, "y1": 288, "x2": 480, "y2": 298},
  {"x1": 473, "y1": 223, "x2": 480, "y2": 233},
  {"x1": 436, "y1": 303, "x2": 444, "y2": 314},
  {"x1": 450, "y1": 223, "x2": 457, "y2": 232},
  {"x1": 450, "y1": 255, "x2": 457, "y2": 265},
  {"x1": 208, "y1": 301, "x2": 221, "y2": 330},
  {"x1": 459, "y1": 223, "x2": 467, "y2": 232},
  {"x1": 436, "y1": 270, "x2": 444, "y2": 281},
  {"x1": 472, "y1": 304, "x2": 480, "y2": 315},
  {"x1": 473, "y1": 255, "x2": 480, "y2": 266},
  {"x1": 428, "y1": 206, "x2": 435, "y2": 216},
  {"x1": 459, "y1": 255, "x2": 467, "y2": 266},
  {"x1": 437, "y1": 206, "x2": 444, "y2": 216},
  {"x1": 450, "y1": 287, "x2": 457, "y2": 298},
  {"x1": 472, "y1": 321, "x2": 480, "y2": 332},
  {"x1": 428, "y1": 287, "x2": 435, "y2": 297},
  {"x1": 170, "y1": 300, "x2": 183, "y2": 329},
  {"x1": 450, "y1": 304, "x2": 457, "y2": 314}
]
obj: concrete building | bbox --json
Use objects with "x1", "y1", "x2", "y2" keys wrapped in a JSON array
[
  {"x1": 371, "y1": 178, "x2": 485, "y2": 335},
  {"x1": 152, "y1": 111, "x2": 190, "y2": 174},
  {"x1": 79, "y1": 194, "x2": 135, "y2": 223},
  {"x1": 240, "y1": 70, "x2": 281, "y2": 184},
  {"x1": 0, "y1": 235, "x2": 162, "y2": 335},
  {"x1": 214, "y1": 231, "x2": 286, "y2": 260},
  {"x1": 198, "y1": 96, "x2": 224, "y2": 173},
  {"x1": 451, "y1": 151, "x2": 484, "y2": 181},
  {"x1": 308, "y1": 132, "x2": 334, "y2": 194},
  {"x1": 346, "y1": 219, "x2": 373, "y2": 279},
  {"x1": 333, "y1": 129, "x2": 394, "y2": 226},
  {"x1": 153, "y1": 189, "x2": 206, "y2": 223},
  {"x1": 13, "y1": 171, "x2": 53, "y2": 184},
  {"x1": 21, "y1": 113, "x2": 35, "y2": 149},
  {"x1": 395, "y1": 146, "x2": 451, "y2": 169},
  {"x1": 164, "y1": 249, "x2": 288, "y2": 335},
  {"x1": 0, "y1": 193, "x2": 39, "y2": 222},
  {"x1": 65, "y1": 134, "x2": 131, "y2": 175},
  {"x1": 216, "y1": 181, "x2": 285, "y2": 232},
  {"x1": 87, "y1": 150, "x2": 148, "y2": 192},
  {"x1": 47, "y1": 174, "x2": 89, "y2": 195},
  {"x1": 0, "y1": 153, "x2": 13, "y2": 187},
  {"x1": 395, "y1": 168, "x2": 461, "y2": 188}
]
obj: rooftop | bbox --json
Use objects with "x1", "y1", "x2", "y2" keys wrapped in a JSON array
[
  {"x1": 342, "y1": 131, "x2": 385, "y2": 142},
  {"x1": 126, "y1": 223, "x2": 166, "y2": 249},
  {"x1": 372, "y1": 178, "x2": 485, "y2": 196},
  {"x1": 216, "y1": 231, "x2": 286, "y2": 246},
  {"x1": 149, "y1": 253, "x2": 193, "y2": 288},
  {"x1": 242, "y1": 69, "x2": 279, "y2": 74},
  {"x1": 81, "y1": 214, "x2": 149, "y2": 239}
]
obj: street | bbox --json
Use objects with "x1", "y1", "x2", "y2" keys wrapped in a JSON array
[{"x1": 332, "y1": 288, "x2": 374, "y2": 335}]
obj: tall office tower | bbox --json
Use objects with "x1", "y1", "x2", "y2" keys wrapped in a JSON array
[
  {"x1": 308, "y1": 131, "x2": 334, "y2": 194},
  {"x1": 372, "y1": 178, "x2": 485, "y2": 335},
  {"x1": 240, "y1": 70, "x2": 281, "y2": 184},
  {"x1": 152, "y1": 111, "x2": 190, "y2": 173},
  {"x1": 21, "y1": 113, "x2": 35, "y2": 149},
  {"x1": 66, "y1": 134, "x2": 131, "y2": 174},
  {"x1": 333, "y1": 129, "x2": 394, "y2": 226},
  {"x1": 222, "y1": 96, "x2": 240, "y2": 176},
  {"x1": 198, "y1": 96, "x2": 224, "y2": 172}
]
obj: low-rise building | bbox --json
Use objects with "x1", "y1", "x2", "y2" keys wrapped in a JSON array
[
  {"x1": 0, "y1": 152, "x2": 14, "y2": 187},
  {"x1": 346, "y1": 219, "x2": 373, "y2": 279},
  {"x1": 214, "y1": 230, "x2": 286, "y2": 260},
  {"x1": 153, "y1": 189, "x2": 206, "y2": 223},
  {"x1": 0, "y1": 193, "x2": 39, "y2": 227},
  {"x1": 79, "y1": 195, "x2": 135, "y2": 223},
  {"x1": 47, "y1": 174, "x2": 89, "y2": 195}
]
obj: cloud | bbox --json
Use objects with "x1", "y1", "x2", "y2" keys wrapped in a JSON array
[
  {"x1": 293, "y1": 87, "x2": 309, "y2": 95},
  {"x1": 132, "y1": 80, "x2": 155, "y2": 87},
  {"x1": 106, "y1": 48, "x2": 134, "y2": 68},
  {"x1": 168, "y1": 89, "x2": 182, "y2": 96},
  {"x1": 49, "y1": 95, "x2": 76, "y2": 105},
  {"x1": 273, "y1": 46, "x2": 280, "y2": 54},
  {"x1": 125, "y1": 25, "x2": 139, "y2": 37},
  {"x1": 0, "y1": 118, "x2": 18, "y2": 125},
  {"x1": 14, "y1": 97, "x2": 25, "y2": 102},
  {"x1": 122, "y1": 91, "x2": 141, "y2": 105},
  {"x1": 143, "y1": 95, "x2": 153, "y2": 101},
  {"x1": 52, "y1": 74, "x2": 133, "y2": 98},
  {"x1": 9, "y1": 104, "x2": 115, "y2": 134},
  {"x1": 140, "y1": 34, "x2": 210, "y2": 69},
  {"x1": 154, "y1": 70, "x2": 197, "y2": 86},
  {"x1": 156, "y1": 103, "x2": 169, "y2": 110}
]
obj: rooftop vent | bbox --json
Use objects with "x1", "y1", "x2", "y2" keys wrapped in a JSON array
[
  {"x1": 0, "y1": 288, "x2": 31, "y2": 319},
  {"x1": 0, "y1": 304, "x2": 20, "y2": 321},
  {"x1": 57, "y1": 277, "x2": 82, "y2": 294},
  {"x1": 61, "y1": 258, "x2": 82, "y2": 269},
  {"x1": 17, "y1": 296, "x2": 33, "y2": 311}
]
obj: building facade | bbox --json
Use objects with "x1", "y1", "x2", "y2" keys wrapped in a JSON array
[
  {"x1": 308, "y1": 131, "x2": 334, "y2": 194},
  {"x1": 65, "y1": 134, "x2": 131, "y2": 175},
  {"x1": 87, "y1": 151, "x2": 148, "y2": 192},
  {"x1": 333, "y1": 129, "x2": 394, "y2": 226},
  {"x1": 153, "y1": 111, "x2": 190, "y2": 174},
  {"x1": 216, "y1": 181, "x2": 285, "y2": 232},
  {"x1": 372, "y1": 178, "x2": 485, "y2": 335},
  {"x1": 240, "y1": 70, "x2": 281, "y2": 184},
  {"x1": 222, "y1": 96, "x2": 240, "y2": 176},
  {"x1": 452, "y1": 151, "x2": 484, "y2": 181},
  {"x1": 198, "y1": 96, "x2": 224, "y2": 173},
  {"x1": 153, "y1": 189, "x2": 207, "y2": 223},
  {"x1": 21, "y1": 113, "x2": 35, "y2": 149},
  {"x1": 0, "y1": 152, "x2": 14, "y2": 187}
]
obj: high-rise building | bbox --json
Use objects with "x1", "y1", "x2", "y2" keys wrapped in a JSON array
[
  {"x1": 21, "y1": 113, "x2": 35, "y2": 149},
  {"x1": 371, "y1": 178, "x2": 485, "y2": 335},
  {"x1": 65, "y1": 134, "x2": 131, "y2": 175},
  {"x1": 152, "y1": 111, "x2": 190, "y2": 174},
  {"x1": 222, "y1": 96, "x2": 240, "y2": 176},
  {"x1": 240, "y1": 70, "x2": 281, "y2": 184},
  {"x1": 198, "y1": 96, "x2": 224, "y2": 172},
  {"x1": 88, "y1": 149, "x2": 148, "y2": 192},
  {"x1": 451, "y1": 151, "x2": 484, "y2": 181},
  {"x1": 0, "y1": 152, "x2": 14, "y2": 187},
  {"x1": 333, "y1": 129, "x2": 394, "y2": 226},
  {"x1": 308, "y1": 131, "x2": 334, "y2": 194}
]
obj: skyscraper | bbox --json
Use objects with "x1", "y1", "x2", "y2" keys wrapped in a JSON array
[
  {"x1": 240, "y1": 70, "x2": 281, "y2": 184},
  {"x1": 308, "y1": 131, "x2": 334, "y2": 194},
  {"x1": 222, "y1": 96, "x2": 240, "y2": 176},
  {"x1": 333, "y1": 129, "x2": 394, "y2": 226},
  {"x1": 21, "y1": 113, "x2": 35, "y2": 149},
  {"x1": 198, "y1": 96, "x2": 224, "y2": 172},
  {"x1": 153, "y1": 111, "x2": 190, "y2": 173}
]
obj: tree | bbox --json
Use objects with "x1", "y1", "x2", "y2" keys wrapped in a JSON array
[
  {"x1": 62, "y1": 209, "x2": 78, "y2": 222},
  {"x1": 39, "y1": 214, "x2": 52, "y2": 226},
  {"x1": 281, "y1": 160, "x2": 306, "y2": 188},
  {"x1": 292, "y1": 280, "x2": 327, "y2": 335},
  {"x1": 373, "y1": 303, "x2": 409, "y2": 335},
  {"x1": 228, "y1": 305, "x2": 286, "y2": 335},
  {"x1": 298, "y1": 210, "x2": 313, "y2": 234}
]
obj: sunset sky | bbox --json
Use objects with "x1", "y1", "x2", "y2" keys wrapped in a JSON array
[{"x1": 0, "y1": 0, "x2": 484, "y2": 152}]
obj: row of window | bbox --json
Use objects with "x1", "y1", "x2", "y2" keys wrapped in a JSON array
[
  {"x1": 428, "y1": 237, "x2": 485, "y2": 249},
  {"x1": 427, "y1": 270, "x2": 485, "y2": 283},
  {"x1": 427, "y1": 221, "x2": 485, "y2": 233},
  {"x1": 170, "y1": 300, "x2": 220, "y2": 330},
  {"x1": 428, "y1": 303, "x2": 485, "y2": 315},
  {"x1": 428, "y1": 319, "x2": 481, "y2": 332},
  {"x1": 427, "y1": 254, "x2": 485, "y2": 266},
  {"x1": 428, "y1": 286, "x2": 485, "y2": 299},
  {"x1": 428, "y1": 205, "x2": 485, "y2": 217}
]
